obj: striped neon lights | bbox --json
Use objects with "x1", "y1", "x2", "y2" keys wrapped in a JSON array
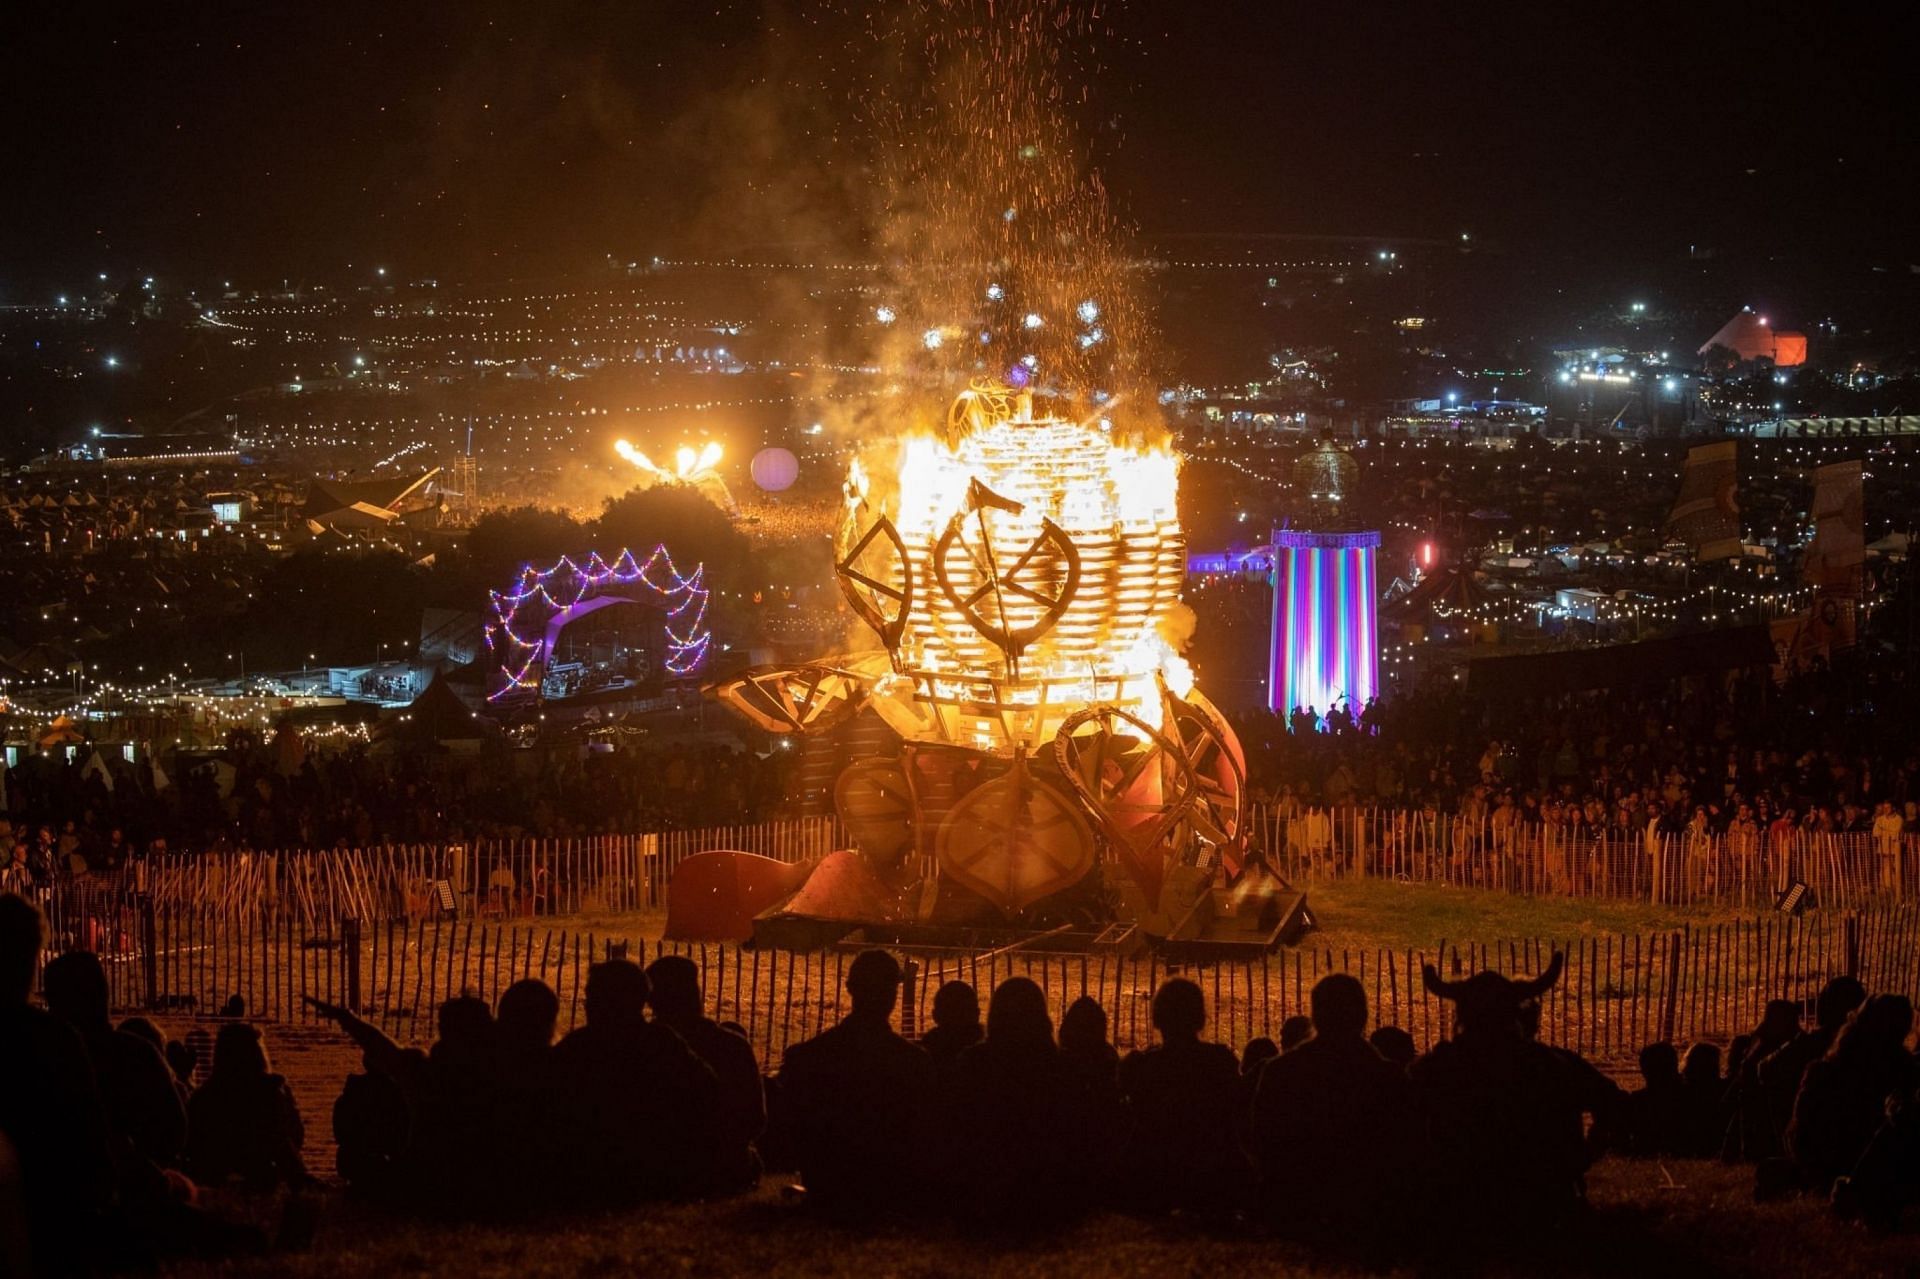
[{"x1": 1269, "y1": 530, "x2": 1380, "y2": 722}]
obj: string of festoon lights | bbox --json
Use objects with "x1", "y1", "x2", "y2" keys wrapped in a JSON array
[{"x1": 1428, "y1": 581, "x2": 1817, "y2": 625}]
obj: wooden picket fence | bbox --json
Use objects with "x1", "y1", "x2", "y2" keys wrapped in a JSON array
[
  {"x1": 66, "y1": 897, "x2": 1920, "y2": 1069},
  {"x1": 49, "y1": 817, "x2": 845, "y2": 928},
  {"x1": 1253, "y1": 805, "x2": 1920, "y2": 910},
  {"x1": 45, "y1": 804, "x2": 1919, "y2": 935}
]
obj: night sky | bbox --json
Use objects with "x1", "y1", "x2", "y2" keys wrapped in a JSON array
[{"x1": 5, "y1": 1, "x2": 1915, "y2": 287}]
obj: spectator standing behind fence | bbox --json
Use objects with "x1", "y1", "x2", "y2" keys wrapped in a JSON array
[
  {"x1": 777, "y1": 950, "x2": 933, "y2": 1219},
  {"x1": 1873, "y1": 802, "x2": 1904, "y2": 892},
  {"x1": 1117, "y1": 978, "x2": 1247, "y2": 1215}
]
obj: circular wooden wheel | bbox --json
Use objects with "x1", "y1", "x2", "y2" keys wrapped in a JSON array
[
  {"x1": 935, "y1": 769, "x2": 1095, "y2": 914},
  {"x1": 1162, "y1": 687, "x2": 1247, "y2": 853},
  {"x1": 1052, "y1": 704, "x2": 1201, "y2": 855},
  {"x1": 833, "y1": 760, "x2": 916, "y2": 870}
]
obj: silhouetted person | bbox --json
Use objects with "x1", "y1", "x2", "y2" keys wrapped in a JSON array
[
  {"x1": 1521, "y1": 998, "x2": 1627, "y2": 1163},
  {"x1": 1760, "y1": 977, "x2": 1866, "y2": 1149},
  {"x1": 553, "y1": 960, "x2": 722, "y2": 1205},
  {"x1": 312, "y1": 992, "x2": 499, "y2": 1209},
  {"x1": 43, "y1": 951, "x2": 186, "y2": 1172},
  {"x1": 1679, "y1": 1042, "x2": 1726, "y2": 1157},
  {"x1": 945, "y1": 978, "x2": 1083, "y2": 1225},
  {"x1": 1832, "y1": 1083, "x2": 1920, "y2": 1232},
  {"x1": 1237, "y1": 1037, "x2": 1279, "y2": 1127},
  {"x1": 647, "y1": 955, "x2": 763, "y2": 1194},
  {"x1": 1252, "y1": 974, "x2": 1412, "y2": 1241},
  {"x1": 1117, "y1": 978, "x2": 1246, "y2": 1214},
  {"x1": 0, "y1": 893, "x2": 114, "y2": 1274},
  {"x1": 1056, "y1": 994, "x2": 1122, "y2": 1188},
  {"x1": 778, "y1": 949, "x2": 933, "y2": 1219},
  {"x1": 1623, "y1": 1042, "x2": 1688, "y2": 1156},
  {"x1": 1278, "y1": 1016, "x2": 1313, "y2": 1053},
  {"x1": 1370, "y1": 1025, "x2": 1417, "y2": 1069},
  {"x1": 186, "y1": 1023, "x2": 306, "y2": 1187},
  {"x1": 120, "y1": 1017, "x2": 191, "y2": 1109},
  {"x1": 1410, "y1": 954, "x2": 1589, "y2": 1236},
  {"x1": 1788, "y1": 995, "x2": 1920, "y2": 1193},
  {"x1": 1724, "y1": 999, "x2": 1802, "y2": 1161},
  {"x1": 920, "y1": 980, "x2": 983, "y2": 1078},
  {"x1": 478, "y1": 978, "x2": 560, "y2": 1206}
]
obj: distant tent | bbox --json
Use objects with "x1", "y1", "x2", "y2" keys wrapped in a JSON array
[
  {"x1": 378, "y1": 674, "x2": 497, "y2": 749},
  {"x1": 1699, "y1": 310, "x2": 1806, "y2": 367},
  {"x1": 1390, "y1": 565, "x2": 1490, "y2": 618}
]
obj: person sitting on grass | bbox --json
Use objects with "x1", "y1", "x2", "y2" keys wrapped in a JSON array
[
  {"x1": 1117, "y1": 978, "x2": 1247, "y2": 1215},
  {"x1": 1788, "y1": 995, "x2": 1919, "y2": 1196},
  {"x1": 1622, "y1": 1042, "x2": 1689, "y2": 1157},
  {"x1": 186, "y1": 1023, "x2": 307, "y2": 1189},
  {"x1": 777, "y1": 949, "x2": 933, "y2": 1220},
  {"x1": 919, "y1": 980, "x2": 983, "y2": 1078},
  {"x1": 645, "y1": 955, "x2": 764, "y2": 1195},
  {"x1": 552, "y1": 960, "x2": 721, "y2": 1206},
  {"x1": 945, "y1": 977, "x2": 1086, "y2": 1225},
  {"x1": 1252, "y1": 974, "x2": 1412, "y2": 1242},
  {"x1": 0, "y1": 893, "x2": 114, "y2": 1275}
]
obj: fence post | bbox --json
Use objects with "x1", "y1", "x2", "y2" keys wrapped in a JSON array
[
  {"x1": 900, "y1": 957, "x2": 920, "y2": 1039},
  {"x1": 138, "y1": 894, "x2": 158, "y2": 1010},
  {"x1": 1659, "y1": 931, "x2": 1682, "y2": 1043},
  {"x1": 1844, "y1": 914, "x2": 1860, "y2": 980},
  {"x1": 342, "y1": 916, "x2": 363, "y2": 1012}
]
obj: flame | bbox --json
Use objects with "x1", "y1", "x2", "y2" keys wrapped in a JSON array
[
  {"x1": 840, "y1": 387, "x2": 1189, "y2": 750},
  {"x1": 615, "y1": 438, "x2": 724, "y2": 483}
]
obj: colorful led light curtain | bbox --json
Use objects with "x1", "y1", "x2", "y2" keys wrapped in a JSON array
[
  {"x1": 484, "y1": 547, "x2": 709, "y2": 701},
  {"x1": 1269, "y1": 530, "x2": 1379, "y2": 721}
]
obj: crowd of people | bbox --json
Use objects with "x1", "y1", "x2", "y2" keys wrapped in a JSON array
[
  {"x1": 1232, "y1": 652, "x2": 1919, "y2": 849},
  {"x1": 0, "y1": 736, "x2": 790, "y2": 881},
  {"x1": 7, "y1": 888, "x2": 1920, "y2": 1272}
]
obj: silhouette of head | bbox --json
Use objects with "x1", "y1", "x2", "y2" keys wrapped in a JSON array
[
  {"x1": 1059, "y1": 996, "x2": 1108, "y2": 1054},
  {"x1": 0, "y1": 894, "x2": 44, "y2": 1005},
  {"x1": 1422, "y1": 953, "x2": 1563, "y2": 1037},
  {"x1": 1638, "y1": 1041, "x2": 1680, "y2": 1084},
  {"x1": 643, "y1": 956, "x2": 703, "y2": 1027},
  {"x1": 1278, "y1": 1015, "x2": 1314, "y2": 1050},
  {"x1": 985, "y1": 977, "x2": 1053, "y2": 1052},
  {"x1": 1681, "y1": 1042, "x2": 1720, "y2": 1085},
  {"x1": 1370, "y1": 1025, "x2": 1416, "y2": 1067},
  {"x1": 1815, "y1": 976, "x2": 1866, "y2": 1030},
  {"x1": 1241, "y1": 1037, "x2": 1279, "y2": 1073},
  {"x1": 584, "y1": 961, "x2": 651, "y2": 1032},
  {"x1": 1833, "y1": 994, "x2": 1915, "y2": 1063},
  {"x1": 119, "y1": 1016, "x2": 166, "y2": 1055},
  {"x1": 43, "y1": 951, "x2": 111, "y2": 1033},
  {"x1": 931, "y1": 980, "x2": 980, "y2": 1031},
  {"x1": 1758, "y1": 999, "x2": 1800, "y2": 1045},
  {"x1": 1310, "y1": 973, "x2": 1368, "y2": 1038},
  {"x1": 497, "y1": 979, "x2": 560, "y2": 1051},
  {"x1": 212, "y1": 1022, "x2": 270, "y2": 1082},
  {"x1": 844, "y1": 949, "x2": 901, "y2": 1020},
  {"x1": 1151, "y1": 978, "x2": 1207, "y2": 1042}
]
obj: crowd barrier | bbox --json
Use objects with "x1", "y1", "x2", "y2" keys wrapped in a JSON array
[
  {"x1": 57, "y1": 897, "x2": 1920, "y2": 1069},
  {"x1": 1252, "y1": 805, "x2": 1918, "y2": 910},
  {"x1": 33, "y1": 806, "x2": 1919, "y2": 938}
]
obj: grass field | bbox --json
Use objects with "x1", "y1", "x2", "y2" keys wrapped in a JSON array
[{"x1": 158, "y1": 1160, "x2": 1909, "y2": 1279}]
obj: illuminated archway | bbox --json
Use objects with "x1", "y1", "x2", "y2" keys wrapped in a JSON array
[{"x1": 484, "y1": 547, "x2": 709, "y2": 702}]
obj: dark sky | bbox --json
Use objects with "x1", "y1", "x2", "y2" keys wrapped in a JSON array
[{"x1": 4, "y1": 1, "x2": 1914, "y2": 289}]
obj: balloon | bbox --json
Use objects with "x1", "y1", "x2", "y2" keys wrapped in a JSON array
[{"x1": 750, "y1": 447, "x2": 799, "y2": 493}]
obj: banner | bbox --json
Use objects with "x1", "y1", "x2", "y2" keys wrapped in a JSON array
[
  {"x1": 1664, "y1": 441, "x2": 1741, "y2": 561},
  {"x1": 1801, "y1": 460, "x2": 1864, "y2": 655}
]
